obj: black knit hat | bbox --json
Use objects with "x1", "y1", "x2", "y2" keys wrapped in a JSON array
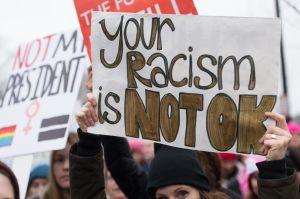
[
  {"x1": 147, "y1": 145, "x2": 210, "y2": 196},
  {"x1": 0, "y1": 161, "x2": 20, "y2": 199}
]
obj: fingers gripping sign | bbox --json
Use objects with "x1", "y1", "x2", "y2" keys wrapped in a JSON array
[
  {"x1": 76, "y1": 93, "x2": 98, "y2": 132},
  {"x1": 87, "y1": 92, "x2": 97, "y2": 107},
  {"x1": 259, "y1": 112, "x2": 292, "y2": 161}
]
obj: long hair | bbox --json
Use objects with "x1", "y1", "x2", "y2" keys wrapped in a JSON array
[
  {"x1": 200, "y1": 191, "x2": 231, "y2": 199},
  {"x1": 196, "y1": 151, "x2": 222, "y2": 189},
  {"x1": 0, "y1": 161, "x2": 20, "y2": 199},
  {"x1": 43, "y1": 133, "x2": 78, "y2": 199}
]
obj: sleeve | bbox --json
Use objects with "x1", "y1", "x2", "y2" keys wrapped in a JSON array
[
  {"x1": 101, "y1": 135, "x2": 149, "y2": 199},
  {"x1": 257, "y1": 159, "x2": 300, "y2": 199},
  {"x1": 69, "y1": 131, "x2": 106, "y2": 199}
]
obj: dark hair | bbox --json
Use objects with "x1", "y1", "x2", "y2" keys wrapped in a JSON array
[
  {"x1": 196, "y1": 151, "x2": 236, "y2": 199},
  {"x1": 196, "y1": 151, "x2": 222, "y2": 190},
  {"x1": 200, "y1": 190, "x2": 231, "y2": 199},
  {"x1": 0, "y1": 161, "x2": 20, "y2": 199}
]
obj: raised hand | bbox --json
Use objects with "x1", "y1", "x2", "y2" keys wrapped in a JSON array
[
  {"x1": 75, "y1": 93, "x2": 98, "y2": 132},
  {"x1": 259, "y1": 112, "x2": 292, "y2": 161}
]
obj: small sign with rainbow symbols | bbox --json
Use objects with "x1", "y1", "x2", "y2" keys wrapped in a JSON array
[{"x1": 0, "y1": 125, "x2": 16, "y2": 147}]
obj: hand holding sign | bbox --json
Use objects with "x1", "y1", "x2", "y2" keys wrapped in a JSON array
[
  {"x1": 76, "y1": 93, "x2": 98, "y2": 132},
  {"x1": 89, "y1": 12, "x2": 281, "y2": 155},
  {"x1": 259, "y1": 112, "x2": 292, "y2": 161}
]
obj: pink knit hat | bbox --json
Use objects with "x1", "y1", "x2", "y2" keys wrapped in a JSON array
[{"x1": 288, "y1": 121, "x2": 300, "y2": 135}]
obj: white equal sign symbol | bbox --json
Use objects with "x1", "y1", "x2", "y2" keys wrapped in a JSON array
[{"x1": 38, "y1": 115, "x2": 70, "y2": 141}]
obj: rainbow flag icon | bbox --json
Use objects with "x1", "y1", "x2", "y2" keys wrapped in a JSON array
[{"x1": 0, "y1": 125, "x2": 16, "y2": 147}]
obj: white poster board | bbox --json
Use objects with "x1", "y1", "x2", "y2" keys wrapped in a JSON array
[
  {"x1": 90, "y1": 12, "x2": 281, "y2": 155},
  {"x1": 0, "y1": 29, "x2": 86, "y2": 158}
]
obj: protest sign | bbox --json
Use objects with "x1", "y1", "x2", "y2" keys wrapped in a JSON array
[
  {"x1": 0, "y1": 29, "x2": 87, "y2": 158},
  {"x1": 73, "y1": 0, "x2": 198, "y2": 60},
  {"x1": 89, "y1": 12, "x2": 281, "y2": 155}
]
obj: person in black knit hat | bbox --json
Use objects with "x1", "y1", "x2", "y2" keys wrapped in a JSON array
[{"x1": 147, "y1": 145, "x2": 229, "y2": 199}]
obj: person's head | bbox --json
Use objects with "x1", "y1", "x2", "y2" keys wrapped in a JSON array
[
  {"x1": 43, "y1": 133, "x2": 78, "y2": 199},
  {"x1": 219, "y1": 153, "x2": 238, "y2": 179},
  {"x1": 147, "y1": 145, "x2": 210, "y2": 199},
  {"x1": 26, "y1": 164, "x2": 49, "y2": 198},
  {"x1": 142, "y1": 140, "x2": 155, "y2": 163},
  {"x1": 104, "y1": 168, "x2": 127, "y2": 199},
  {"x1": 0, "y1": 161, "x2": 19, "y2": 199},
  {"x1": 288, "y1": 121, "x2": 300, "y2": 149}
]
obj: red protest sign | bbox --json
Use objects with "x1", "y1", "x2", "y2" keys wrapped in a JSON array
[{"x1": 73, "y1": 0, "x2": 198, "y2": 60}]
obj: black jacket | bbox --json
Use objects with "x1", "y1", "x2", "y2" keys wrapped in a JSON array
[
  {"x1": 70, "y1": 129, "x2": 148, "y2": 199},
  {"x1": 257, "y1": 159, "x2": 300, "y2": 199}
]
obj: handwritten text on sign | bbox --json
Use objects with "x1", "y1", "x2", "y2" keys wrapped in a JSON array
[
  {"x1": 89, "y1": 13, "x2": 281, "y2": 155},
  {"x1": 0, "y1": 30, "x2": 86, "y2": 158}
]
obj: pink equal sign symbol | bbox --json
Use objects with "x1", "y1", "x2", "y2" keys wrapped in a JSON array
[{"x1": 23, "y1": 100, "x2": 40, "y2": 135}]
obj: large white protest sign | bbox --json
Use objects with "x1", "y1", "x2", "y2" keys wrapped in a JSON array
[
  {"x1": 0, "y1": 29, "x2": 86, "y2": 158},
  {"x1": 90, "y1": 12, "x2": 281, "y2": 155}
]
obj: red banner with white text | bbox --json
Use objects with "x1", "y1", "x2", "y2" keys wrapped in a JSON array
[{"x1": 73, "y1": 0, "x2": 198, "y2": 60}]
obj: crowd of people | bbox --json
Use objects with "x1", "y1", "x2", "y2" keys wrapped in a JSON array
[{"x1": 0, "y1": 65, "x2": 300, "y2": 199}]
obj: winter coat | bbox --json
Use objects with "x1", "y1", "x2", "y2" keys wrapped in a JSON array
[
  {"x1": 257, "y1": 159, "x2": 300, "y2": 199},
  {"x1": 69, "y1": 143, "x2": 106, "y2": 199},
  {"x1": 69, "y1": 129, "x2": 148, "y2": 199}
]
